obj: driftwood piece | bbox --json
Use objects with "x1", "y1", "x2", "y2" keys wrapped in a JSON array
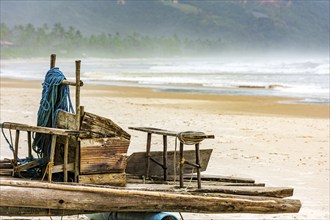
[
  {"x1": 183, "y1": 174, "x2": 256, "y2": 183},
  {"x1": 80, "y1": 112, "x2": 131, "y2": 140},
  {"x1": 79, "y1": 173, "x2": 126, "y2": 187},
  {"x1": 80, "y1": 137, "x2": 130, "y2": 174},
  {"x1": 122, "y1": 182, "x2": 292, "y2": 198},
  {"x1": 126, "y1": 149, "x2": 212, "y2": 176},
  {"x1": 0, "y1": 179, "x2": 301, "y2": 214}
]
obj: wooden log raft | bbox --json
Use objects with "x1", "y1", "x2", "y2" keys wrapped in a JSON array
[{"x1": 0, "y1": 178, "x2": 301, "y2": 214}]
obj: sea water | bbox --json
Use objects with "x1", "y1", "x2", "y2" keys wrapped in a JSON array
[{"x1": 1, "y1": 57, "x2": 329, "y2": 104}]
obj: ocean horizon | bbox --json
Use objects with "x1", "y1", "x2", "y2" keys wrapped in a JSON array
[{"x1": 1, "y1": 57, "x2": 329, "y2": 104}]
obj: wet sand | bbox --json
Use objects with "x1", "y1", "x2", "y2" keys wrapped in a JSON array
[{"x1": 0, "y1": 78, "x2": 329, "y2": 219}]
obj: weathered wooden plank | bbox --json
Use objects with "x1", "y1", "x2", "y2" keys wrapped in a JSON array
[
  {"x1": 80, "y1": 137, "x2": 130, "y2": 174},
  {"x1": 0, "y1": 159, "x2": 12, "y2": 163},
  {"x1": 0, "y1": 169, "x2": 13, "y2": 176},
  {"x1": 79, "y1": 173, "x2": 126, "y2": 187},
  {"x1": 183, "y1": 174, "x2": 255, "y2": 183},
  {"x1": 0, "y1": 122, "x2": 83, "y2": 136},
  {"x1": 0, "y1": 179, "x2": 301, "y2": 214},
  {"x1": 126, "y1": 149, "x2": 212, "y2": 177},
  {"x1": 15, "y1": 160, "x2": 40, "y2": 173},
  {"x1": 52, "y1": 163, "x2": 75, "y2": 173},
  {"x1": 0, "y1": 163, "x2": 13, "y2": 169},
  {"x1": 189, "y1": 186, "x2": 294, "y2": 198},
  {"x1": 55, "y1": 110, "x2": 76, "y2": 130},
  {"x1": 126, "y1": 177, "x2": 265, "y2": 187},
  {"x1": 128, "y1": 127, "x2": 215, "y2": 140},
  {"x1": 81, "y1": 112, "x2": 131, "y2": 140}
]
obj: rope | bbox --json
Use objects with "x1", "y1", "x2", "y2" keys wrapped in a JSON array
[
  {"x1": 41, "y1": 162, "x2": 54, "y2": 182},
  {"x1": 173, "y1": 131, "x2": 206, "y2": 184},
  {"x1": 177, "y1": 131, "x2": 206, "y2": 145},
  {"x1": 32, "y1": 67, "x2": 74, "y2": 160}
]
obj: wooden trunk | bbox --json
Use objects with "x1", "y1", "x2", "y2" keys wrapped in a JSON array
[
  {"x1": 0, "y1": 179, "x2": 301, "y2": 214},
  {"x1": 80, "y1": 137, "x2": 130, "y2": 174}
]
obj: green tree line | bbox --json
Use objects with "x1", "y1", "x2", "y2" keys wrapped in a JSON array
[{"x1": 0, "y1": 23, "x2": 224, "y2": 58}]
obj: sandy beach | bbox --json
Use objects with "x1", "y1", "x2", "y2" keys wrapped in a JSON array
[{"x1": 0, "y1": 78, "x2": 329, "y2": 220}]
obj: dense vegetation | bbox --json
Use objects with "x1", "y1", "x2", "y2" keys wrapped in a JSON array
[
  {"x1": 1, "y1": 0, "x2": 329, "y2": 58},
  {"x1": 0, "y1": 23, "x2": 224, "y2": 58}
]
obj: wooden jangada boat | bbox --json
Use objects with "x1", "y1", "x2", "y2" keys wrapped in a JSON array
[{"x1": 0, "y1": 54, "x2": 301, "y2": 217}]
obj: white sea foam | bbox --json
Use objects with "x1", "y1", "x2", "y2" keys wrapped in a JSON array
[{"x1": 1, "y1": 57, "x2": 329, "y2": 104}]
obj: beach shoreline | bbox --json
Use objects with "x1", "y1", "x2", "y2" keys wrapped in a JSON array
[{"x1": 0, "y1": 77, "x2": 329, "y2": 219}]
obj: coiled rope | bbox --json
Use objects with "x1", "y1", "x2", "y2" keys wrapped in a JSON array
[
  {"x1": 173, "y1": 131, "x2": 206, "y2": 184},
  {"x1": 32, "y1": 67, "x2": 74, "y2": 160},
  {"x1": 177, "y1": 131, "x2": 206, "y2": 145}
]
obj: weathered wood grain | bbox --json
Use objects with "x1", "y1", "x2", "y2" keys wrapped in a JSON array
[
  {"x1": 0, "y1": 179, "x2": 301, "y2": 214},
  {"x1": 79, "y1": 173, "x2": 126, "y2": 187},
  {"x1": 80, "y1": 137, "x2": 130, "y2": 174},
  {"x1": 126, "y1": 149, "x2": 212, "y2": 176},
  {"x1": 81, "y1": 112, "x2": 131, "y2": 140}
]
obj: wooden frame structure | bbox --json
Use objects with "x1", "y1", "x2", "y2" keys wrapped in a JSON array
[
  {"x1": 0, "y1": 54, "x2": 85, "y2": 183},
  {"x1": 128, "y1": 126, "x2": 215, "y2": 189}
]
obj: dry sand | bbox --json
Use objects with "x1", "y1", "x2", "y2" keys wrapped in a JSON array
[{"x1": 0, "y1": 78, "x2": 329, "y2": 220}]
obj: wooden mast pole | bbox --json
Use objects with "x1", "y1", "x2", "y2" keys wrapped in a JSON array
[
  {"x1": 74, "y1": 60, "x2": 81, "y2": 182},
  {"x1": 50, "y1": 54, "x2": 56, "y2": 68}
]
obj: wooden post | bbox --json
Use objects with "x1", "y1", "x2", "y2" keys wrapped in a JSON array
[
  {"x1": 27, "y1": 131, "x2": 32, "y2": 158},
  {"x1": 163, "y1": 135, "x2": 167, "y2": 181},
  {"x1": 48, "y1": 135, "x2": 57, "y2": 183},
  {"x1": 179, "y1": 142, "x2": 184, "y2": 188},
  {"x1": 145, "y1": 133, "x2": 152, "y2": 179},
  {"x1": 75, "y1": 60, "x2": 81, "y2": 130},
  {"x1": 74, "y1": 60, "x2": 81, "y2": 182},
  {"x1": 14, "y1": 130, "x2": 20, "y2": 166},
  {"x1": 63, "y1": 136, "x2": 69, "y2": 182},
  {"x1": 195, "y1": 143, "x2": 201, "y2": 189},
  {"x1": 50, "y1": 54, "x2": 56, "y2": 68}
]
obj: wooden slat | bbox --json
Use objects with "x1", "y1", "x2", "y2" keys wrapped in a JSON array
[
  {"x1": 80, "y1": 137, "x2": 130, "y2": 174},
  {"x1": 183, "y1": 174, "x2": 255, "y2": 183},
  {"x1": 0, "y1": 169, "x2": 13, "y2": 176},
  {"x1": 55, "y1": 110, "x2": 76, "y2": 130},
  {"x1": 79, "y1": 173, "x2": 126, "y2": 187},
  {"x1": 126, "y1": 149, "x2": 212, "y2": 177},
  {"x1": 48, "y1": 135, "x2": 57, "y2": 182},
  {"x1": 64, "y1": 136, "x2": 69, "y2": 182},
  {"x1": 62, "y1": 80, "x2": 83, "y2": 87},
  {"x1": 0, "y1": 122, "x2": 83, "y2": 136},
  {"x1": 52, "y1": 163, "x2": 75, "y2": 173},
  {"x1": 129, "y1": 127, "x2": 215, "y2": 139},
  {"x1": 80, "y1": 112, "x2": 131, "y2": 140},
  {"x1": 0, "y1": 163, "x2": 13, "y2": 169},
  {"x1": 15, "y1": 160, "x2": 40, "y2": 173}
]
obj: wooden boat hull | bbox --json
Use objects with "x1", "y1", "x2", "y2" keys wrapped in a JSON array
[{"x1": 0, "y1": 178, "x2": 301, "y2": 216}]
